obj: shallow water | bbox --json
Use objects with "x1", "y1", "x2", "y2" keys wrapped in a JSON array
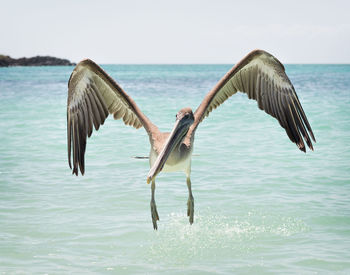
[{"x1": 0, "y1": 64, "x2": 350, "y2": 274}]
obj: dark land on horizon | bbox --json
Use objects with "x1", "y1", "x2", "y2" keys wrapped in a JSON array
[{"x1": 0, "y1": 54, "x2": 75, "y2": 67}]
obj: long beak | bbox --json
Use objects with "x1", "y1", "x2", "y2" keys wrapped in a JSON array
[{"x1": 147, "y1": 118, "x2": 187, "y2": 184}]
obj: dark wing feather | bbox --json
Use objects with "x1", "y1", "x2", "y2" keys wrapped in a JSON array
[
  {"x1": 185, "y1": 49, "x2": 315, "y2": 151},
  {"x1": 67, "y1": 59, "x2": 158, "y2": 176}
]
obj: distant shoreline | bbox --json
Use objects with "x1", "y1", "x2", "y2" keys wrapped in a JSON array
[{"x1": 0, "y1": 54, "x2": 75, "y2": 67}]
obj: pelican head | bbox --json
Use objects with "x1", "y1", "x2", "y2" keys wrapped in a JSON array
[
  {"x1": 176, "y1": 107, "x2": 194, "y2": 125},
  {"x1": 147, "y1": 107, "x2": 194, "y2": 183}
]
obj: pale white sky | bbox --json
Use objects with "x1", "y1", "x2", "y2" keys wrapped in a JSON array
[{"x1": 1, "y1": 0, "x2": 349, "y2": 64}]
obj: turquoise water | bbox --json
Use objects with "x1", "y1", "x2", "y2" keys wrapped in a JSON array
[{"x1": 0, "y1": 64, "x2": 349, "y2": 274}]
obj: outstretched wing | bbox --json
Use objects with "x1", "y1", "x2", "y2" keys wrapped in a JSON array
[
  {"x1": 185, "y1": 49, "x2": 315, "y2": 152},
  {"x1": 67, "y1": 59, "x2": 158, "y2": 175}
]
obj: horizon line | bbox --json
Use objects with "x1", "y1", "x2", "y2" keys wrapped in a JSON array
[{"x1": 97, "y1": 62, "x2": 350, "y2": 65}]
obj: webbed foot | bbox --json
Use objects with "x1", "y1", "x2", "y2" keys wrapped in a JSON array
[
  {"x1": 150, "y1": 199, "x2": 159, "y2": 230},
  {"x1": 187, "y1": 195, "x2": 194, "y2": 224}
]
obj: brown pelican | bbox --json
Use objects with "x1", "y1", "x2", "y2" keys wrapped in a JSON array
[{"x1": 67, "y1": 49, "x2": 315, "y2": 229}]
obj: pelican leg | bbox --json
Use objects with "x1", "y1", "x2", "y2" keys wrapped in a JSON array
[
  {"x1": 187, "y1": 177, "x2": 194, "y2": 224},
  {"x1": 150, "y1": 179, "x2": 159, "y2": 230}
]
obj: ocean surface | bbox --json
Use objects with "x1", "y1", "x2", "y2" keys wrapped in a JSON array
[{"x1": 0, "y1": 63, "x2": 349, "y2": 274}]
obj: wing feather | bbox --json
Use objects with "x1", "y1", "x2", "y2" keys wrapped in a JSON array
[
  {"x1": 185, "y1": 49, "x2": 315, "y2": 151},
  {"x1": 67, "y1": 59, "x2": 158, "y2": 175},
  {"x1": 67, "y1": 111, "x2": 72, "y2": 168},
  {"x1": 84, "y1": 93, "x2": 94, "y2": 137}
]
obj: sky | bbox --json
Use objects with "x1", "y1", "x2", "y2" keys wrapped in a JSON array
[{"x1": 1, "y1": 0, "x2": 349, "y2": 64}]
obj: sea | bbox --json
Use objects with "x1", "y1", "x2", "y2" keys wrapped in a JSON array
[{"x1": 0, "y1": 63, "x2": 349, "y2": 274}]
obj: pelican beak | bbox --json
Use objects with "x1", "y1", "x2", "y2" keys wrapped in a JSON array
[{"x1": 147, "y1": 117, "x2": 188, "y2": 184}]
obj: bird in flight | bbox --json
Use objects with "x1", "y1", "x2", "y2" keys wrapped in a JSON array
[{"x1": 67, "y1": 49, "x2": 315, "y2": 230}]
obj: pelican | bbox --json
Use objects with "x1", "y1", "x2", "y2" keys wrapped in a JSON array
[{"x1": 67, "y1": 49, "x2": 315, "y2": 229}]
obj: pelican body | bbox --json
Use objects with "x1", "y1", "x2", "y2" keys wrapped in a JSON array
[{"x1": 67, "y1": 50, "x2": 315, "y2": 229}]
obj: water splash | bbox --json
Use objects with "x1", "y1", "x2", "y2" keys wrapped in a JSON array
[{"x1": 146, "y1": 208, "x2": 308, "y2": 266}]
